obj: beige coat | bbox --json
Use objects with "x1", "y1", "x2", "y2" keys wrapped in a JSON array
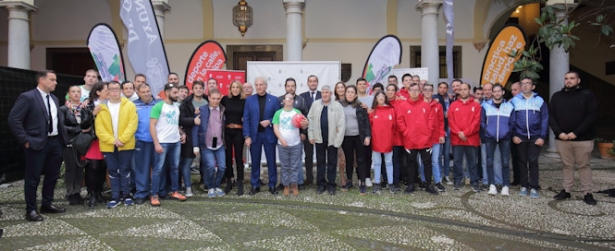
[{"x1": 307, "y1": 99, "x2": 346, "y2": 148}]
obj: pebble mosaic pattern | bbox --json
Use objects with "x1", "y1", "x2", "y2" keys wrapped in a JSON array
[{"x1": 0, "y1": 156, "x2": 613, "y2": 250}]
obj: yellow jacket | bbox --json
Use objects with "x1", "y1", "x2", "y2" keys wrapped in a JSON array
[{"x1": 95, "y1": 97, "x2": 138, "y2": 152}]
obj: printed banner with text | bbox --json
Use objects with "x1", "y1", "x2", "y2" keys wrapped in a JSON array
[
  {"x1": 362, "y1": 35, "x2": 402, "y2": 93},
  {"x1": 184, "y1": 40, "x2": 227, "y2": 90},
  {"x1": 120, "y1": 0, "x2": 169, "y2": 95},
  {"x1": 86, "y1": 23, "x2": 126, "y2": 82},
  {"x1": 203, "y1": 70, "x2": 245, "y2": 96},
  {"x1": 480, "y1": 24, "x2": 526, "y2": 87}
]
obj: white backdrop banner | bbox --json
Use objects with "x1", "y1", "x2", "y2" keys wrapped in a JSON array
[
  {"x1": 246, "y1": 61, "x2": 340, "y2": 164},
  {"x1": 247, "y1": 61, "x2": 341, "y2": 97}
]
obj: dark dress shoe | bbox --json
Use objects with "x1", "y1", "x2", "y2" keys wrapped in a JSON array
[
  {"x1": 554, "y1": 189, "x2": 571, "y2": 200},
  {"x1": 40, "y1": 204, "x2": 66, "y2": 214},
  {"x1": 316, "y1": 186, "x2": 325, "y2": 194},
  {"x1": 159, "y1": 194, "x2": 171, "y2": 200},
  {"x1": 404, "y1": 185, "x2": 416, "y2": 194},
  {"x1": 269, "y1": 187, "x2": 279, "y2": 195},
  {"x1": 88, "y1": 195, "x2": 96, "y2": 207},
  {"x1": 249, "y1": 187, "x2": 261, "y2": 195},
  {"x1": 25, "y1": 211, "x2": 44, "y2": 221},
  {"x1": 134, "y1": 198, "x2": 146, "y2": 205},
  {"x1": 95, "y1": 193, "x2": 105, "y2": 203},
  {"x1": 298, "y1": 184, "x2": 306, "y2": 190},
  {"x1": 224, "y1": 179, "x2": 233, "y2": 194},
  {"x1": 236, "y1": 182, "x2": 244, "y2": 196}
]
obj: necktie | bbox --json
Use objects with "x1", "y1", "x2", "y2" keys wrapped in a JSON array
[
  {"x1": 311, "y1": 92, "x2": 315, "y2": 101},
  {"x1": 46, "y1": 95, "x2": 52, "y2": 133}
]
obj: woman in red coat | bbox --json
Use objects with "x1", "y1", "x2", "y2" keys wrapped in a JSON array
[
  {"x1": 369, "y1": 91, "x2": 395, "y2": 194},
  {"x1": 386, "y1": 84, "x2": 404, "y2": 192}
]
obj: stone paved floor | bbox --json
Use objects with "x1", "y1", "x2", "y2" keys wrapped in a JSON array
[{"x1": 1, "y1": 155, "x2": 615, "y2": 250}]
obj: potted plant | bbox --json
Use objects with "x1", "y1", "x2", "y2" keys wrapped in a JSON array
[{"x1": 595, "y1": 138, "x2": 615, "y2": 160}]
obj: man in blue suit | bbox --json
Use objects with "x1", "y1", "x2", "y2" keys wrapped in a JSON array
[
  {"x1": 243, "y1": 76, "x2": 282, "y2": 195},
  {"x1": 299, "y1": 75, "x2": 321, "y2": 186},
  {"x1": 8, "y1": 70, "x2": 70, "y2": 221}
]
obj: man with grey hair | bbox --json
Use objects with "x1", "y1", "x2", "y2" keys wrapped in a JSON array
[
  {"x1": 243, "y1": 82, "x2": 254, "y2": 97},
  {"x1": 308, "y1": 85, "x2": 345, "y2": 195},
  {"x1": 243, "y1": 77, "x2": 281, "y2": 195}
]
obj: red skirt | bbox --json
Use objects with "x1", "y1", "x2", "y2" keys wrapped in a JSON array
[{"x1": 85, "y1": 139, "x2": 104, "y2": 160}]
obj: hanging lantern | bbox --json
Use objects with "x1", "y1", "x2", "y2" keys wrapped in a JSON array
[{"x1": 232, "y1": 0, "x2": 253, "y2": 37}]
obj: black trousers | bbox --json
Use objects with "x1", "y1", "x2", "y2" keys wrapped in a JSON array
[
  {"x1": 224, "y1": 128, "x2": 245, "y2": 181},
  {"x1": 517, "y1": 142, "x2": 541, "y2": 190},
  {"x1": 364, "y1": 144, "x2": 372, "y2": 179},
  {"x1": 303, "y1": 137, "x2": 315, "y2": 184},
  {"x1": 511, "y1": 143, "x2": 520, "y2": 183},
  {"x1": 316, "y1": 141, "x2": 338, "y2": 189},
  {"x1": 85, "y1": 159, "x2": 107, "y2": 194},
  {"x1": 62, "y1": 147, "x2": 84, "y2": 196},
  {"x1": 406, "y1": 148, "x2": 433, "y2": 187},
  {"x1": 342, "y1": 136, "x2": 366, "y2": 183},
  {"x1": 24, "y1": 137, "x2": 63, "y2": 213}
]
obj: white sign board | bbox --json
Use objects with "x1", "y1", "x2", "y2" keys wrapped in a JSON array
[
  {"x1": 246, "y1": 61, "x2": 340, "y2": 165},
  {"x1": 247, "y1": 61, "x2": 341, "y2": 97}
]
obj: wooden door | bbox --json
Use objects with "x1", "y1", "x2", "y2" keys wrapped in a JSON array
[
  {"x1": 46, "y1": 48, "x2": 96, "y2": 76},
  {"x1": 226, "y1": 45, "x2": 283, "y2": 71},
  {"x1": 233, "y1": 51, "x2": 277, "y2": 71}
]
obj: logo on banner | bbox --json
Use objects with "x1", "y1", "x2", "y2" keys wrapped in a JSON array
[
  {"x1": 362, "y1": 35, "x2": 402, "y2": 93},
  {"x1": 87, "y1": 24, "x2": 126, "y2": 82},
  {"x1": 480, "y1": 24, "x2": 526, "y2": 86}
]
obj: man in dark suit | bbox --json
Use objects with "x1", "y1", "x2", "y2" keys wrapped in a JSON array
[
  {"x1": 243, "y1": 76, "x2": 281, "y2": 195},
  {"x1": 8, "y1": 70, "x2": 69, "y2": 221},
  {"x1": 299, "y1": 75, "x2": 321, "y2": 186}
]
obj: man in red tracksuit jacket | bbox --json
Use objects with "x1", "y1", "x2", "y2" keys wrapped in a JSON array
[
  {"x1": 448, "y1": 83, "x2": 481, "y2": 192},
  {"x1": 396, "y1": 83, "x2": 438, "y2": 195}
]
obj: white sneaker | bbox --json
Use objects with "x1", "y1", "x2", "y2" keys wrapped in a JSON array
[
  {"x1": 445, "y1": 177, "x2": 453, "y2": 185},
  {"x1": 488, "y1": 184, "x2": 497, "y2": 196},
  {"x1": 501, "y1": 186, "x2": 509, "y2": 196},
  {"x1": 365, "y1": 178, "x2": 373, "y2": 187},
  {"x1": 185, "y1": 187, "x2": 193, "y2": 197}
]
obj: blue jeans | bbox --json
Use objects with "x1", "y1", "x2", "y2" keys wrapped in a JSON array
[
  {"x1": 179, "y1": 157, "x2": 193, "y2": 188},
  {"x1": 134, "y1": 141, "x2": 155, "y2": 199},
  {"x1": 453, "y1": 146, "x2": 478, "y2": 185},
  {"x1": 201, "y1": 147, "x2": 226, "y2": 189},
  {"x1": 440, "y1": 134, "x2": 451, "y2": 179},
  {"x1": 103, "y1": 148, "x2": 134, "y2": 200},
  {"x1": 279, "y1": 143, "x2": 303, "y2": 186},
  {"x1": 481, "y1": 143, "x2": 502, "y2": 185},
  {"x1": 485, "y1": 140, "x2": 511, "y2": 186},
  {"x1": 250, "y1": 133, "x2": 277, "y2": 188},
  {"x1": 418, "y1": 144, "x2": 441, "y2": 183},
  {"x1": 392, "y1": 146, "x2": 404, "y2": 185},
  {"x1": 372, "y1": 151, "x2": 393, "y2": 184},
  {"x1": 151, "y1": 142, "x2": 181, "y2": 196}
]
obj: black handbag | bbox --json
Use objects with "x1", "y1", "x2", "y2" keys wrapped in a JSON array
[{"x1": 71, "y1": 131, "x2": 94, "y2": 156}]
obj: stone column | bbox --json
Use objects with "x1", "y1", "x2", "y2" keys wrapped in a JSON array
[
  {"x1": 546, "y1": 4, "x2": 573, "y2": 156},
  {"x1": 283, "y1": 0, "x2": 305, "y2": 61},
  {"x1": 416, "y1": 0, "x2": 443, "y2": 85},
  {"x1": 0, "y1": 1, "x2": 37, "y2": 70},
  {"x1": 152, "y1": 0, "x2": 171, "y2": 37}
]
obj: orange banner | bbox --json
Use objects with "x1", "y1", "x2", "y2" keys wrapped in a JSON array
[
  {"x1": 184, "y1": 40, "x2": 227, "y2": 90},
  {"x1": 480, "y1": 24, "x2": 526, "y2": 86}
]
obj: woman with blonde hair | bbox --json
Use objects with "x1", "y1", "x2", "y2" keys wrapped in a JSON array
[{"x1": 221, "y1": 80, "x2": 247, "y2": 195}]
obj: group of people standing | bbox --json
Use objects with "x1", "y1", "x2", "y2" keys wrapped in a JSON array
[{"x1": 7, "y1": 68, "x2": 599, "y2": 222}]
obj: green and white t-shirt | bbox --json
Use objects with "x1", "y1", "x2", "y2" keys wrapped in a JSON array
[
  {"x1": 150, "y1": 102, "x2": 180, "y2": 143},
  {"x1": 272, "y1": 108, "x2": 302, "y2": 146}
]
